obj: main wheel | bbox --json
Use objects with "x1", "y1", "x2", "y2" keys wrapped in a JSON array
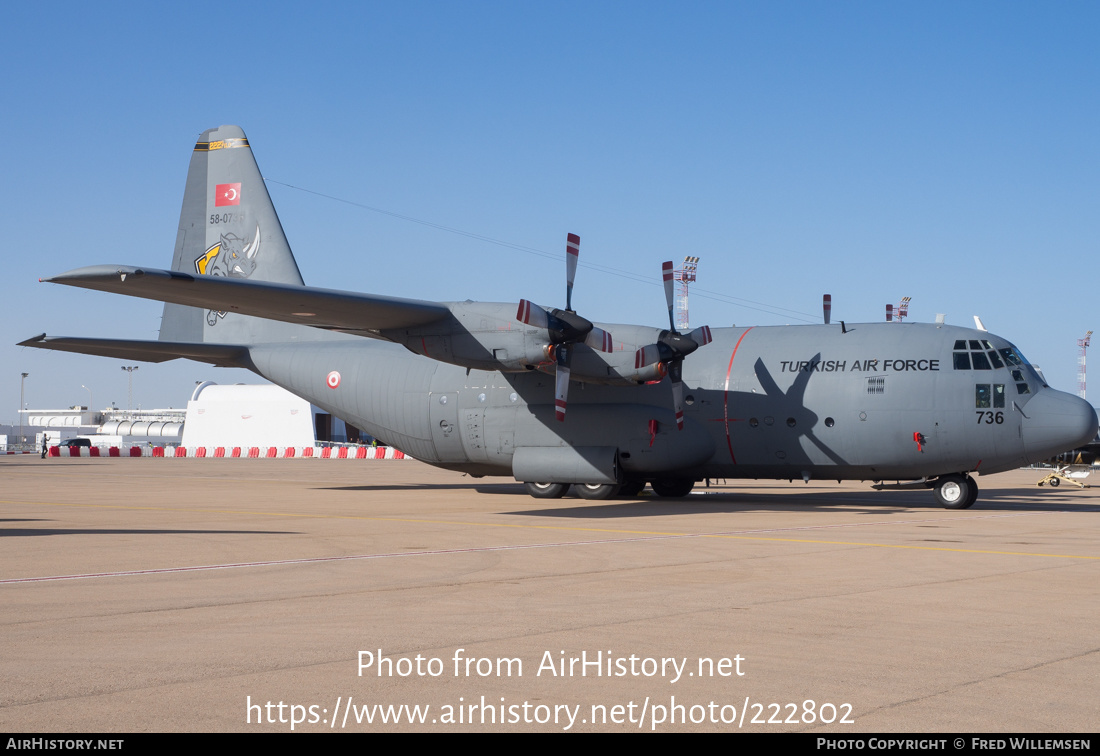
[
  {"x1": 575, "y1": 483, "x2": 619, "y2": 500},
  {"x1": 964, "y1": 477, "x2": 979, "y2": 508},
  {"x1": 933, "y1": 474, "x2": 972, "y2": 509},
  {"x1": 524, "y1": 481, "x2": 570, "y2": 499},
  {"x1": 1050, "y1": 477, "x2": 1060, "y2": 487},
  {"x1": 650, "y1": 478, "x2": 695, "y2": 498},
  {"x1": 618, "y1": 478, "x2": 647, "y2": 498}
]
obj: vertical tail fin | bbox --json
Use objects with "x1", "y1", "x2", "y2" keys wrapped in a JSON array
[{"x1": 160, "y1": 125, "x2": 305, "y2": 344}]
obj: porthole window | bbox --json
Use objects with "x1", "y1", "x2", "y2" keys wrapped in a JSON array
[
  {"x1": 749, "y1": 417, "x2": 759, "y2": 428},
  {"x1": 685, "y1": 395, "x2": 695, "y2": 405},
  {"x1": 825, "y1": 417, "x2": 835, "y2": 427},
  {"x1": 786, "y1": 417, "x2": 796, "y2": 427},
  {"x1": 764, "y1": 416, "x2": 775, "y2": 426},
  {"x1": 477, "y1": 393, "x2": 486, "y2": 403}
]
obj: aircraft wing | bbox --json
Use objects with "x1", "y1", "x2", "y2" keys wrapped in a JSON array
[
  {"x1": 42, "y1": 265, "x2": 453, "y2": 335},
  {"x1": 17, "y1": 334, "x2": 251, "y2": 367}
]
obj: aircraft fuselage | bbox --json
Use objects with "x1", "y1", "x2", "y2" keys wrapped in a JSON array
[{"x1": 246, "y1": 319, "x2": 1095, "y2": 486}]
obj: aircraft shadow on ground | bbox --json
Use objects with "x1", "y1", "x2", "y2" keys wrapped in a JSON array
[
  {"x1": 318, "y1": 483, "x2": 489, "y2": 492},
  {"x1": 0, "y1": 528, "x2": 301, "y2": 538},
  {"x1": 481, "y1": 485, "x2": 1100, "y2": 518}
]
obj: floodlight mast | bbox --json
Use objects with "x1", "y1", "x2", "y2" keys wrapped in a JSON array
[
  {"x1": 121, "y1": 365, "x2": 139, "y2": 410},
  {"x1": 1078, "y1": 330, "x2": 1092, "y2": 400},
  {"x1": 672, "y1": 256, "x2": 699, "y2": 332}
]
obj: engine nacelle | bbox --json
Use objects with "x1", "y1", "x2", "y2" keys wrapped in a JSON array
[{"x1": 382, "y1": 302, "x2": 669, "y2": 385}]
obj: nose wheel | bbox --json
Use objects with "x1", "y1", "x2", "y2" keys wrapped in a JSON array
[{"x1": 933, "y1": 474, "x2": 978, "y2": 509}]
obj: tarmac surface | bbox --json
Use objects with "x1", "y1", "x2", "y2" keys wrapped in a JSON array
[{"x1": 1, "y1": 457, "x2": 1097, "y2": 733}]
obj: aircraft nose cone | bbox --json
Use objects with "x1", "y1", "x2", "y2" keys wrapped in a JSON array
[{"x1": 1021, "y1": 389, "x2": 1098, "y2": 463}]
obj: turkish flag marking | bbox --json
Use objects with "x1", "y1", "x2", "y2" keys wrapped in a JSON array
[{"x1": 215, "y1": 183, "x2": 241, "y2": 207}]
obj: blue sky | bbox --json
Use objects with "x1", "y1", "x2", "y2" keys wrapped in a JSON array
[{"x1": 3, "y1": 2, "x2": 1098, "y2": 417}]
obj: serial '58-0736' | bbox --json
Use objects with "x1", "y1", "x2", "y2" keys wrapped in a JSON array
[{"x1": 22, "y1": 126, "x2": 1097, "y2": 508}]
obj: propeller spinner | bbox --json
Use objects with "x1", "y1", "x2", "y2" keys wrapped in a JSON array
[
  {"x1": 516, "y1": 233, "x2": 613, "y2": 421},
  {"x1": 633, "y1": 261, "x2": 713, "y2": 430}
]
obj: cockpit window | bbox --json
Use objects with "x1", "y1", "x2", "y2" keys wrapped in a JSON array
[
  {"x1": 972, "y1": 352, "x2": 991, "y2": 370},
  {"x1": 953, "y1": 352, "x2": 971, "y2": 370},
  {"x1": 988, "y1": 350, "x2": 1004, "y2": 369},
  {"x1": 1000, "y1": 348, "x2": 1023, "y2": 366},
  {"x1": 1011, "y1": 369, "x2": 1031, "y2": 394}
]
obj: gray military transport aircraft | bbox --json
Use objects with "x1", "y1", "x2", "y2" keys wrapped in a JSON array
[{"x1": 21, "y1": 125, "x2": 1098, "y2": 508}]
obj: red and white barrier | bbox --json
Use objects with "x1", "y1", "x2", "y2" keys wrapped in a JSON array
[{"x1": 48, "y1": 445, "x2": 409, "y2": 459}]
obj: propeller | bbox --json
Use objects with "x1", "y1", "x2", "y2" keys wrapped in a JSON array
[
  {"x1": 516, "y1": 233, "x2": 613, "y2": 421},
  {"x1": 633, "y1": 261, "x2": 713, "y2": 430}
]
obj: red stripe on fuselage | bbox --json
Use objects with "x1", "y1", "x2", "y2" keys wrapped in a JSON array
[{"x1": 724, "y1": 328, "x2": 754, "y2": 464}]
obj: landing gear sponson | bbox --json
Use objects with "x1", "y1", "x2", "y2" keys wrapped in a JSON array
[{"x1": 523, "y1": 478, "x2": 696, "y2": 500}]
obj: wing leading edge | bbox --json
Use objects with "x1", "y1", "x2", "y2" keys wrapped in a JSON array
[
  {"x1": 42, "y1": 265, "x2": 452, "y2": 336},
  {"x1": 17, "y1": 334, "x2": 251, "y2": 367}
]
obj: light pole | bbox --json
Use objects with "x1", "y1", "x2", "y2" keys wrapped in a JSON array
[
  {"x1": 121, "y1": 366, "x2": 139, "y2": 410},
  {"x1": 19, "y1": 372, "x2": 28, "y2": 449}
]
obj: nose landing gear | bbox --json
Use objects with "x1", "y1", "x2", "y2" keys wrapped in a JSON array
[{"x1": 932, "y1": 473, "x2": 978, "y2": 509}]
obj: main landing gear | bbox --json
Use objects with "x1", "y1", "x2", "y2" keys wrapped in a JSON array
[
  {"x1": 523, "y1": 478, "x2": 696, "y2": 500},
  {"x1": 932, "y1": 473, "x2": 979, "y2": 509}
]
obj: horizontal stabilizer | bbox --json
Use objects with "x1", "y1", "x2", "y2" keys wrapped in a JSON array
[
  {"x1": 18, "y1": 334, "x2": 251, "y2": 367},
  {"x1": 43, "y1": 266, "x2": 452, "y2": 336}
]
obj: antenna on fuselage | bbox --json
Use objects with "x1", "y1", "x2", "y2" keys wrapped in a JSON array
[{"x1": 822, "y1": 294, "x2": 831, "y2": 325}]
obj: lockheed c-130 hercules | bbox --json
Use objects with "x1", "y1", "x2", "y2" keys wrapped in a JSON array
[{"x1": 20, "y1": 125, "x2": 1098, "y2": 508}]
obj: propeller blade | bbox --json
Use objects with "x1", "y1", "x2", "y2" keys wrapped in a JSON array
[
  {"x1": 668, "y1": 359, "x2": 685, "y2": 430},
  {"x1": 687, "y1": 325, "x2": 712, "y2": 348},
  {"x1": 584, "y1": 326, "x2": 613, "y2": 353},
  {"x1": 555, "y1": 343, "x2": 571, "y2": 421},
  {"x1": 823, "y1": 294, "x2": 831, "y2": 325},
  {"x1": 517, "y1": 299, "x2": 550, "y2": 329},
  {"x1": 662, "y1": 261, "x2": 676, "y2": 331},
  {"x1": 565, "y1": 233, "x2": 580, "y2": 312},
  {"x1": 635, "y1": 344, "x2": 662, "y2": 369}
]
